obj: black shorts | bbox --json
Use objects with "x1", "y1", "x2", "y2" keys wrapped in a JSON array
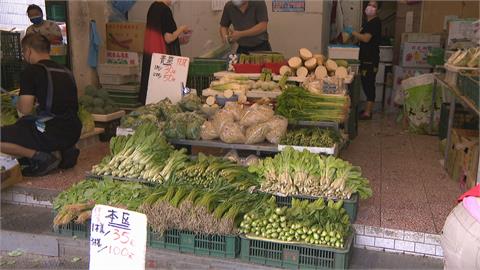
[{"x1": 1, "y1": 117, "x2": 81, "y2": 152}]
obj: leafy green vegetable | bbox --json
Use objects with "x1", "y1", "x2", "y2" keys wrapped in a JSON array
[
  {"x1": 280, "y1": 128, "x2": 341, "y2": 147},
  {"x1": 249, "y1": 147, "x2": 372, "y2": 200},
  {"x1": 239, "y1": 197, "x2": 351, "y2": 249},
  {"x1": 276, "y1": 87, "x2": 349, "y2": 122},
  {"x1": 78, "y1": 105, "x2": 95, "y2": 134}
]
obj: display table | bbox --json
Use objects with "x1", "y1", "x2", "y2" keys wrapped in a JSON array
[
  {"x1": 432, "y1": 75, "x2": 480, "y2": 185},
  {"x1": 168, "y1": 139, "x2": 278, "y2": 156}
]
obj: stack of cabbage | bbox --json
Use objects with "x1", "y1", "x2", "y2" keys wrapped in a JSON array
[{"x1": 79, "y1": 85, "x2": 119, "y2": 115}]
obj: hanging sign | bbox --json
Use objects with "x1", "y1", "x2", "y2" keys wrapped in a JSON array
[
  {"x1": 89, "y1": 205, "x2": 147, "y2": 270},
  {"x1": 272, "y1": 0, "x2": 305, "y2": 12},
  {"x1": 106, "y1": 50, "x2": 139, "y2": 65},
  {"x1": 145, "y1": 53, "x2": 189, "y2": 104}
]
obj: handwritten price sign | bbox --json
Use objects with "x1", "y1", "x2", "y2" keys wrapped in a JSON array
[
  {"x1": 89, "y1": 205, "x2": 147, "y2": 270},
  {"x1": 145, "y1": 53, "x2": 189, "y2": 105}
]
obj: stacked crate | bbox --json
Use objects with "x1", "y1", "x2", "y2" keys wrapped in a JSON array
[
  {"x1": 1, "y1": 31, "x2": 24, "y2": 91},
  {"x1": 97, "y1": 64, "x2": 141, "y2": 110}
]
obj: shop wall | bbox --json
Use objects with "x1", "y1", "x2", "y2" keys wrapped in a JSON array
[
  {"x1": 393, "y1": 1, "x2": 422, "y2": 64},
  {"x1": 421, "y1": 1, "x2": 479, "y2": 34},
  {"x1": 68, "y1": 1, "x2": 107, "y2": 94},
  {"x1": 128, "y1": 0, "x2": 331, "y2": 57}
]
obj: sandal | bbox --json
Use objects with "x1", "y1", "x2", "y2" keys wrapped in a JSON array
[{"x1": 359, "y1": 112, "x2": 372, "y2": 120}]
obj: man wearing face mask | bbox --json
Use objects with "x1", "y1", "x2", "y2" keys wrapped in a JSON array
[
  {"x1": 344, "y1": 1, "x2": 381, "y2": 120},
  {"x1": 0, "y1": 33, "x2": 81, "y2": 176},
  {"x1": 25, "y1": 4, "x2": 63, "y2": 45},
  {"x1": 220, "y1": 0, "x2": 271, "y2": 54}
]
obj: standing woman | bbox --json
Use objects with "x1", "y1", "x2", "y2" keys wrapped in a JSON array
[
  {"x1": 347, "y1": 1, "x2": 381, "y2": 120},
  {"x1": 25, "y1": 4, "x2": 63, "y2": 45},
  {"x1": 139, "y1": 0, "x2": 190, "y2": 104}
]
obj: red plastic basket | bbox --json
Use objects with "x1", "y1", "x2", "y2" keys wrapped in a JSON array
[
  {"x1": 264, "y1": 62, "x2": 287, "y2": 74},
  {"x1": 233, "y1": 64, "x2": 263, "y2": 73}
]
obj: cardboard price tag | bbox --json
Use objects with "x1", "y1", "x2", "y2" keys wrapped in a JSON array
[{"x1": 89, "y1": 205, "x2": 147, "y2": 270}]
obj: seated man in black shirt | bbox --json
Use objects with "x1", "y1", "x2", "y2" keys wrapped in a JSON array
[{"x1": 0, "y1": 33, "x2": 82, "y2": 176}]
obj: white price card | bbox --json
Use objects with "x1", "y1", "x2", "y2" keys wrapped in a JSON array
[
  {"x1": 89, "y1": 205, "x2": 147, "y2": 270},
  {"x1": 145, "y1": 53, "x2": 189, "y2": 105}
]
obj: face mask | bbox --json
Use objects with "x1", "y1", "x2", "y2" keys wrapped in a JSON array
[
  {"x1": 365, "y1": 6, "x2": 377, "y2": 16},
  {"x1": 30, "y1": 16, "x2": 43, "y2": 25},
  {"x1": 232, "y1": 0, "x2": 244, "y2": 7}
]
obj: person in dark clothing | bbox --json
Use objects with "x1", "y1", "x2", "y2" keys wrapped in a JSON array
[
  {"x1": 0, "y1": 33, "x2": 81, "y2": 176},
  {"x1": 220, "y1": 0, "x2": 271, "y2": 54},
  {"x1": 346, "y1": 0, "x2": 381, "y2": 120},
  {"x1": 139, "y1": 0, "x2": 191, "y2": 104}
]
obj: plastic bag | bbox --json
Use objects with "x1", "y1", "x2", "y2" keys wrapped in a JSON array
[
  {"x1": 265, "y1": 115, "x2": 288, "y2": 144},
  {"x1": 243, "y1": 155, "x2": 260, "y2": 166},
  {"x1": 224, "y1": 150, "x2": 240, "y2": 163},
  {"x1": 179, "y1": 93, "x2": 202, "y2": 112},
  {"x1": 212, "y1": 109, "x2": 235, "y2": 133},
  {"x1": 224, "y1": 102, "x2": 243, "y2": 121},
  {"x1": 402, "y1": 74, "x2": 441, "y2": 135},
  {"x1": 239, "y1": 104, "x2": 274, "y2": 127},
  {"x1": 219, "y1": 122, "x2": 246, "y2": 144},
  {"x1": 245, "y1": 122, "x2": 270, "y2": 144},
  {"x1": 200, "y1": 104, "x2": 220, "y2": 119},
  {"x1": 200, "y1": 121, "x2": 218, "y2": 140}
]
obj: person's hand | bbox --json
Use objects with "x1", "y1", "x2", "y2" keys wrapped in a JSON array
[
  {"x1": 179, "y1": 25, "x2": 190, "y2": 33},
  {"x1": 230, "y1": 30, "x2": 243, "y2": 42},
  {"x1": 343, "y1": 26, "x2": 354, "y2": 35}
]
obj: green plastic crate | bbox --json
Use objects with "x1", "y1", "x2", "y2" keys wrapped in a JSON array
[
  {"x1": 457, "y1": 71, "x2": 479, "y2": 108},
  {"x1": 187, "y1": 58, "x2": 227, "y2": 93},
  {"x1": 240, "y1": 235, "x2": 353, "y2": 269},
  {"x1": 148, "y1": 228, "x2": 239, "y2": 258},
  {"x1": 52, "y1": 216, "x2": 90, "y2": 239},
  {"x1": 274, "y1": 193, "x2": 358, "y2": 223}
]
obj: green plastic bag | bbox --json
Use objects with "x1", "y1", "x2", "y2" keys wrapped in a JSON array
[{"x1": 403, "y1": 74, "x2": 442, "y2": 135}]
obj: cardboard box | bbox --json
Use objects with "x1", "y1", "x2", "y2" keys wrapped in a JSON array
[
  {"x1": 447, "y1": 19, "x2": 479, "y2": 50},
  {"x1": 401, "y1": 33, "x2": 442, "y2": 43},
  {"x1": 447, "y1": 129, "x2": 479, "y2": 186},
  {"x1": 106, "y1": 22, "x2": 145, "y2": 53},
  {"x1": 400, "y1": 42, "x2": 441, "y2": 68},
  {"x1": 1, "y1": 156, "x2": 23, "y2": 190}
]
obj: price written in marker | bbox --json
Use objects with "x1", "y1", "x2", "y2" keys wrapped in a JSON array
[
  {"x1": 146, "y1": 53, "x2": 190, "y2": 105},
  {"x1": 89, "y1": 205, "x2": 147, "y2": 270}
]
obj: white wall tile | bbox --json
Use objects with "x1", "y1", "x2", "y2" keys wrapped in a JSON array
[
  {"x1": 435, "y1": 246, "x2": 444, "y2": 257},
  {"x1": 424, "y1": 234, "x2": 441, "y2": 245},
  {"x1": 383, "y1": 228, "x2": 404, "y2": 240},
  {"x1": 404, "y1": 231, "x2": 425, "y2": 243},
  {"x1": 364, "y1": 226, "x2": 384, "y2": 237},
  {"x1": 356, "y1": 235, "x2": 375, "y2": 246},
  {"x1": 415, "y1": 243, "x2": 436, "y2": 255},
  {"x1": 375, "y1": 238, "x2": 395, "y2": 249},
  {"x1": 394, "y1": 240, "x2": 415, "y2": 252}
]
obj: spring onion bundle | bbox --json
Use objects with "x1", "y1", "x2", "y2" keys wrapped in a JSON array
[
  {"x1": 280, "y1": 128, "x2": 341, "y2": 148},
  {"x1": 276, "y1": 87, "x2": 350, "y2": 122}
]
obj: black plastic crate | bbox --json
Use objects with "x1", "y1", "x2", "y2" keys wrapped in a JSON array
[
  {"x1": 1, "y1": 61, "x2": 24, "y2": 90},
  {"x1": 52, "y1": 214, "x2": 91, "y2": 239},
  {"x1": 240, "y1": 234, "x2": 353, "y2": 269},
  {"x1": 274, "y1": 193, "x2": 358, "y2": 223},
  {"x1": 1, "y1": 31, "x2": 22, "y2": 61}
]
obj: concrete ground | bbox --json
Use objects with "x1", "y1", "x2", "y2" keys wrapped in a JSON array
[{"x1": 0, "y1": 204, "x2": 443, "y2": 270}]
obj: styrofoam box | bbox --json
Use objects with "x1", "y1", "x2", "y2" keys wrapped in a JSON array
[
  {"x1": 379, "y1": 46, "x2": 393, "y2": 62},
  {"x1": 278, "y1": 144, "x2": 337, "y2": 155},
  {"x1": 97, "y1": 64, "x2": 139, "y2": 76},
  {"x1": 328, "y1": 46, "x2": 360, "y2": 60}
]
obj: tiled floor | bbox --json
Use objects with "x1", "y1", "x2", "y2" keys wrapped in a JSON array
[
  {"x1": 341, "y1": 113, "x2": 462, "y2": 234},
  {"x1": 10, "y1": 113, "x2": 462, "y2": 234}
]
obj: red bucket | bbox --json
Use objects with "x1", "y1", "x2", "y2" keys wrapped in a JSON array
[{"x1": 233, "y1": 63, "x2": 264, "y2": 73}]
